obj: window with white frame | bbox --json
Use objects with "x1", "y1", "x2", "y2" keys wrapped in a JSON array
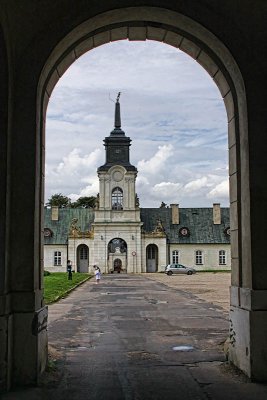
[
  {"x1": 219, "y1": 250, "x2": 226, "y2": 265},
  {"x1": 195, "y1": 250, "x2": 203, "y2": 265},
  {"x1": 54, "y1": 251, "x2": 62, "y2": 266},
  {"x1": 172, "y1": 250, "x2": 179, "y2": 264}
]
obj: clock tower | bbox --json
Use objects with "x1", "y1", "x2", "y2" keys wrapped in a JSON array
[
  {"x1": 98, "y1": 92, "x2": 137, "y2": 173},
  {"x1": 92, "y1": 94, "x2": 143, "y2": 273}
]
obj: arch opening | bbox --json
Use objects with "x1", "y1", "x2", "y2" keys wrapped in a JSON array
[
  {"x1": 108, "y1": 238, "x2": 127, "y2": 273},
  {"x1": 146, "y1": 244, "x2": 159, "y2": 273},
  {"x1": 37, "y1": 5, "x2": 250, "y2": 382},
  {"x1": 77, "y1": 244, "x2": 89, "y2": 273},
  {"x1": 39, "y1": 9, "x2": 247, "y2": 293}
]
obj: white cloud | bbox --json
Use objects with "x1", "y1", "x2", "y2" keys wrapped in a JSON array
[
  {"x1": 69, "y1": 179, "x2": 100, "y2": 201},
  {"x1": 45, "y1": 148, "x2": 102, "y2": 201},
  {"x1": 45, "y1": 40, "x2": 229, "y2": 207},
  {"x1": 55, "y1": 148, "x2": 101, "y2": 174},
  {"x1": 183, "y1": 176, "x2": 209, "y2": 192},
  {"x1": 207, "y1": 179, "x2": 229, "y2": 199},
  {"x1": 152, "y1": 182, "x2": 183, "y2": 198},
  {"x1": 137, "y1": 144, "x2": 174, "y2": 174}
]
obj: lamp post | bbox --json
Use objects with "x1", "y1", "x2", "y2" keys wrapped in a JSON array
[{"x1": 132, "y1": 251, "x2": 136, "y2": 273}]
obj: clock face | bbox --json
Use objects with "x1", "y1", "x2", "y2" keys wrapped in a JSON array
[{"x1": 113, "y1": 170, "x2": 123, "y2": 182}]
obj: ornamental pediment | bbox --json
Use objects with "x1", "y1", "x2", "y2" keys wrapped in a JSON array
[{"x1": 69, "y1": 218, "x2": 94, "y2": 238}]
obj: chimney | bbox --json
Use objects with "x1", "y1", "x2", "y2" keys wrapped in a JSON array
[
  {"x1": 170, "y1": 204, "x2": 179, "y2": 224},
  {"x1": 51, "y1": 206, "x2": 59, "y2": 221},
  {"x1": 213, "y1": 203, "x2": 221, "y2": 224}
]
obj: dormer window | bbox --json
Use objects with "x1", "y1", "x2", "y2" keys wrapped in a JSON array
[{"x1": 112, "y1": 187, "x2": 123, "y2": 210}]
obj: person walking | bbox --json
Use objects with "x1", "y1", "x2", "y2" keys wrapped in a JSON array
[{"x1": 94, "y1": 265, "x2": 101, "y2": 284}]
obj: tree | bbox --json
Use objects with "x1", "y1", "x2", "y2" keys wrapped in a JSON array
[
  {"x1": 46, "y1": 193, "x2": 71, "y2": 208},
  {"x1": 71, "y1": 196, "x2": 96, "y2": 208}
]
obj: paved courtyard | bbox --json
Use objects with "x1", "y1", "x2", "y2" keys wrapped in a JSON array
[
  {"x1": 145, "y1": 272, "x2": 231, "y2": 312},
  {"x1": 3, "y1": 272, "x2": 267, "y2": 400}
]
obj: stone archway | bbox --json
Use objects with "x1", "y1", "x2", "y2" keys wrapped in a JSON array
[
  {"x1": 4, "y1": 3, "x2": 267, "y2": 391},
  {"x1": 37, "y1": 10, "x2": 251, "y2": 377},
  {"x1": 108, "y1": 238, "x2": 127, "y2": 273},
  {"x1": 0, "y1": 24, "x2": 8, "y2": 297},
  {"x1": 39, "y1": 8, "x2": 247, "y2": 306},
  {"x1": 37, "y1": 8, "x2": 251, "y2": 382}
]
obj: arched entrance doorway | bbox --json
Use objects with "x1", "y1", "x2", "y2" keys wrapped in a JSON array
[
  {"x1": 5, "y1": 3, "x2": 267, "y2": 391},
  {"x1": 146, "y1": 244, "x2": 158, "y2": 272},
  {"x1": 114, "y1": 258, "x2": 122, "y2": 273},
  {"x1": 77, "y1": 244, "x2": 89, "y2": 272},
  {"x1": 108, "y1": 238, "x2": 127, "y2": 273},
  {"x1": 36, "y1": 11, "x2": 249, "y2": 381}
]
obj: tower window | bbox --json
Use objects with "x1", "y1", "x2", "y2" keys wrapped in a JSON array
[{"x1": 112, "y1": 187, "x2": 123, "y2": 210}]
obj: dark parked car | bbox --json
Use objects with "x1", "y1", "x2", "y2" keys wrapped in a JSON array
[{"x1": 165, "y1": 263, "x2": 196, "y2": 275}]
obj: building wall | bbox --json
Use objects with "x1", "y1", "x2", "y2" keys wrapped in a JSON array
[
  {"x1": 44, "y1": 241, "x2": 231, "y2": 273},
  {"x1": 44, "y1": 244, "x2": 68, "y2": 272},
  {"x1": 92, "y1": 223, "x2": 143, "y2": 273},
  {"x1": 169, "y1": 243, "x2": 231, "y2": 270},
  {"x1": 68, "y1": 238, "x2": 94, "y2": 272}
]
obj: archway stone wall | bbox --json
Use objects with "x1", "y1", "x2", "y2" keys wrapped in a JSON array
[
  {"x1": 40, "y1": 8, "x2": 244, "y2": 298},
  {"x1": 1, "y1": 1, "x2": 267, "y2": 391},
  {"x1": 0, "y1": 23, "x2": 10, "y2": 390}
]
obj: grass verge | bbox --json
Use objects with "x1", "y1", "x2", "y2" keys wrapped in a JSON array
[{"x1": 44, "y1": 272, "x2": 92, "y2": 304}]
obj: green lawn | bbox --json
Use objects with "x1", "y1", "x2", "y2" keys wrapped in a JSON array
[{"x1": 44, "y1": 272, "x2": 92, "y2": 304}]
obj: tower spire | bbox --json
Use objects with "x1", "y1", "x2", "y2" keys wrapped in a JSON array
[
  {"x1": 115, "y1": 92, "x2": 121, "y2": 128},
  {"x1": 98, "y1": 92, "x2": 137, "y2": 172},
  {"x1": 110, "y1": 92, "x2": 125, "y2": 136}
]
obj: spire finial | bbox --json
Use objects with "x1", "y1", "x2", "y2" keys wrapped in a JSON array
[{"x1": 115, "y1": 92, "x2": 121, "y2": 128}]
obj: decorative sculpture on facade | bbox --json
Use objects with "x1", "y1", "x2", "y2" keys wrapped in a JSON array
[{"x1": 69, "y1": 218, "x2": 94, "y2": 238}]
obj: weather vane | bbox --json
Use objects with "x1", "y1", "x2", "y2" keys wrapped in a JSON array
[{"x1": 109, "y1": 92, "x2": 121, "y2": 103}]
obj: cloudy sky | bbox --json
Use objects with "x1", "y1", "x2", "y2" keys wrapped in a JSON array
[{"x1": 46, "y1": 40, "x2": 229, "y2": 208}]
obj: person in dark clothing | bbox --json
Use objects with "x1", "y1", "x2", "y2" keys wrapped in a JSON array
[{"x1": 67, "y1": 259, "x2": 72, "y2": 280}]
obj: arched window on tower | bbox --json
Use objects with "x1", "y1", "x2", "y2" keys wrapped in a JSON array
[{"x1": 112, "y1": 187, "x2": 123, "y2": 210}]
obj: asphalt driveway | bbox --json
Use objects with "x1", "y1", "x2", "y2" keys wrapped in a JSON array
[{"x1": 3, "y1": 274, "x2": 267, "y2": 400}]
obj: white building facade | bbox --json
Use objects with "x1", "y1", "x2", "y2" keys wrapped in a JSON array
[{"x1": 44, "y1": 97, "x2": 231, "y2": 273}]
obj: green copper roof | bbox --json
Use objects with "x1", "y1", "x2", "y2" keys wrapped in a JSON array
[
  {"x1": 44, "y1": 207, "x2": 95, "y2": 244},
  {"x1": 44, "y1": 207, "x2": 230, "y2": 245},
  {"x1": 140, "y1": 207, "x2": 230, "y2": 244}
]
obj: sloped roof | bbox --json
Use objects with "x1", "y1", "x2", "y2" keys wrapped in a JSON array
[
  {"x1": 44, "y1": 206, "x2": 230, "y2": 245},
  {"x1": 140, "y1": 207, "x2": 230, "y2": 244},
  {"x1": 44, "y1": 207, "x2": 95, "y2": 245}
]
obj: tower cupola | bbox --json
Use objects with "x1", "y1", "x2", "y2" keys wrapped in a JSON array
[{"x1": 98, "y1": 93, "x2": 137, "y2": 172}]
